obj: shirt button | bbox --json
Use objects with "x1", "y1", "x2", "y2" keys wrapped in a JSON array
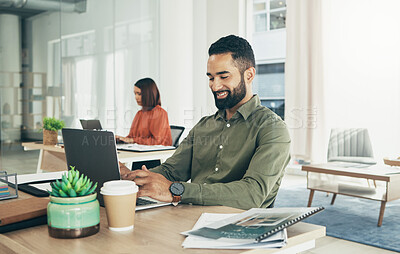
[
  {"x1": 219, "y1": 145, "x2": 223, "y2": 149},
  {"x1": 227, "y1": 123, "x2": 231, "y2": 127},
  {"x1": 215, "y1": 168, "x2": 219, "y2": 172}
]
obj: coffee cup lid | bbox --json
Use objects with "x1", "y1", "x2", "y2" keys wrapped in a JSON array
[{"x1": 100, "y1": 180, "x2": 138, "y2": 196}]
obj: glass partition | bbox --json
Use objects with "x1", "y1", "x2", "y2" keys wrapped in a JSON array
[{"x1": 0, "y1": 0, "x2": 160, "y2": 175}]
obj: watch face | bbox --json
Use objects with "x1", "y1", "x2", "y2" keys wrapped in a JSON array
[{"x1": 170, "y1": 182, "x2": 185, "y2": 196}]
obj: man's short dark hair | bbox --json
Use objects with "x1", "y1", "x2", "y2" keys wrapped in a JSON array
[{"x1": 208, "y1": 35, "x2": 256, "y2": 74}]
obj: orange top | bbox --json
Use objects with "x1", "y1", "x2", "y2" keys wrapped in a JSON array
[{"x1": 126, "y1": 105, "x2": 172, "y2": 146}]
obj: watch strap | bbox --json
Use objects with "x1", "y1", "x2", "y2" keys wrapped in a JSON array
[{"x1": 171, "y1": 195, "x2": 181, "y2": 206}]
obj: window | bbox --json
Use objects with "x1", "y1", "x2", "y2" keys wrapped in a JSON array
[
  {"x1": 253, "y1": 63, "x2": 285, "y2": 119},
  {"x1": 253, "y1": 0, "x2": 286, "y2": 32}
]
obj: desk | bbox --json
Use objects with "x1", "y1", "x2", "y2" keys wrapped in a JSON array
[
  {"x1": 302, "y1": 163, "x2": 400, "y2": 226},
  {"x1": 0, "y1": 202, "x2": 325, "y2": 254},
  {"x1": 22, "y1": 142, "x2": 175, "y2": 173}
]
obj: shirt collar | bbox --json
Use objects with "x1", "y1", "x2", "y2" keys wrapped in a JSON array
[{"x1": 215, "y1": 95, "x2": 261, "y2": 121}]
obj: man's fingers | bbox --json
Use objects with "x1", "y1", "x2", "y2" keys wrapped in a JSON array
[
  {"x1": 137, "y1": 189, "x2": 151, "y2": 198},
  {"x1": 133, "y1": 177, "x2": 151, "y2": 186},
  {"x1": 121, "y1": 173, "x2": 136, "y2": 181},
  {"x1": 119, "y1": 162, "x2": 131, "y2": 175},
  {"x1": 128, "y1": 169, "x2": 151, "y2": 178},
  {"x1": 141, "y1": 165, "x2": 149, "y2": 171}
]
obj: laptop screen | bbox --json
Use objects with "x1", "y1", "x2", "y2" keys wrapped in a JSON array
[
  {"x1": 80, "y1": 119, "x2": 102, "y2": 130},
  {"x1": 62, "y1": 128, "x2": 120, "y2": 206}
]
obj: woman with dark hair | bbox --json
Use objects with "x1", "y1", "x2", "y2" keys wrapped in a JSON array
[{"x1": 116, "y1": 78, "x2": 172, "y2": 146}]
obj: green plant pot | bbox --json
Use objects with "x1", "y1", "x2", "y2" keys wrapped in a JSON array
[{"x1": 47, "y1": 193, "x2": 100, "y2": 238}]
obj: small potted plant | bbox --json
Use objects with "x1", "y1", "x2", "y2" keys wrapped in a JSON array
[
  {"x1": 47, "y1": 166, "x2": 99, "y2": 238},
  {"x1": 42, "y1": 117, "x2": 65, "y2": 145}
]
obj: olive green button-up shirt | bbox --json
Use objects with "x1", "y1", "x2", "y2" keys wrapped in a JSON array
[{"x1": 151, "y1": 95, "x2": 291, "y2": 210}]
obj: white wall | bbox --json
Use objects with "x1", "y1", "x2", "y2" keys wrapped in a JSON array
[
  {"x1": 323, "y1": 0, "x2": 400, "y2": 160},
  {"x1": 159, "y1": 0, "x2": 194, "y2": 127},
  {"x1": 160, "y1": 0, "x2": 248, "y2": 131}
]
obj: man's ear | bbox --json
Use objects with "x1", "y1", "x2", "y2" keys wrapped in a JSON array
[{"x1": 244, "y1": 67, "x2": 256, "y2": 84}]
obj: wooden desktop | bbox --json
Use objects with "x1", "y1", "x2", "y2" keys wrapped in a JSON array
[{"x1": 0, "y1": 202, "x2": 325, "y2": 254}]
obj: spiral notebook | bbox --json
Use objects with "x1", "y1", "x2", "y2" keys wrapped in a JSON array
[{"x1": 185, "y1": 207, "x2": 324, "y2": 243}]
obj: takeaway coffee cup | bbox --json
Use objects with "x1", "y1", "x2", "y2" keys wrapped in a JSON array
[{"x1": 100, "y1": 180, "x2": 138, "y2": 231}]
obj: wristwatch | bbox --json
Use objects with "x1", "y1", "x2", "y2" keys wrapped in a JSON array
[{"x1": 169, "y1": 182, "x2": 185, "y2": 206}]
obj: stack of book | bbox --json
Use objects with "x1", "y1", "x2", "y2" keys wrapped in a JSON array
[
  {"x1": 0, "y1": 182, "x2": 10, "y2": 198},
  {"x1": 181, "y1": 207, "x2": 324, "y2": 249}
]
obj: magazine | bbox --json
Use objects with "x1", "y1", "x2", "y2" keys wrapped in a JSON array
[
  {"x1": 181, "y1": 213, "x2": 287, "y2": 249},
  {"x1": 185, "y1": 207, "x2": 324, "y2": 243}
]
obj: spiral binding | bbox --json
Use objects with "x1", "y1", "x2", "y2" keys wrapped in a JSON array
[{"x1": 254, "y1": 207, "x2": 324, "y2": 243}]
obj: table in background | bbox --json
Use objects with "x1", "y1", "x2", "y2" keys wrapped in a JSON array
[
  {"x1": 302, "y1": 163, "x2": 400, "y2": 226},
  {"x1": 0, "y1": 201, "x2": 325, "y2": 254},
  {"x1": 22, "y1": 142, "x2": 175, "y2": 173}
]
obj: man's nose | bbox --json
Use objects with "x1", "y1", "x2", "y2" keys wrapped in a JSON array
[{"x1": 211, "y1": 79, "x2": 223, "y2": 91}]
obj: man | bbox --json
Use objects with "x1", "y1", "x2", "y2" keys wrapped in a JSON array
[{"x1": 121, "y1": 35, "x2": 291, "y2": 209}]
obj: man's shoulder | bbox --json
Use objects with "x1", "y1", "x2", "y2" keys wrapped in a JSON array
[
  {"x1": 250, "y1": 106, "x2": 290, "y2": 142},
  {"x1": 199, "y1": 113, "x2": 216, "y2": 122},
  {"x1": 250, "y1": 105, "x2": 285, "y2": 126}
]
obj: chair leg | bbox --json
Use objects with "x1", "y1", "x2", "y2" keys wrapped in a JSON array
[
  {"x1": 331, "y1": 193, "x2": 337, "y2": 205},
  {"x1": 307, "y1": 190, "x2": 315, "y2": 207}
]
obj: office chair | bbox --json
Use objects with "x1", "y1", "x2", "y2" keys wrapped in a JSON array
[
  {"x1": 327, "y1": 128, "x2": 376, "y2": 165},
  {"x1": 170, "y1": 125, "x2": 185, "y2": 147},
  {"x1": 327, "y1": 128, "x2": 377, "y2": 205},
  {"x1": 131, "y1": 125, "x2": 185, "y2": 170}
]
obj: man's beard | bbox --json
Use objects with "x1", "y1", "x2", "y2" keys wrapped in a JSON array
[{"x1": 213, "y1": 76, "x2": 247, "y2": 110}]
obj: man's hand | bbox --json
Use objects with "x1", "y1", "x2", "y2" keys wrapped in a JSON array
[
  {"x1": 119, "y1": 161, "x2": 131, "y2": 175},
  {"x1": 122, "y1": 165, "x2": 173, "y2": 203}
]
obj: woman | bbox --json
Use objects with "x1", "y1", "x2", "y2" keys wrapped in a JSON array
[{"x1": 116, "y1": 78, "x2": 172, "y2": 146}]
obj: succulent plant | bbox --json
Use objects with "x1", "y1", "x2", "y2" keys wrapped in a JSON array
[{"x1": 48, "y1": 166, "x2": 97, "y2": 197}]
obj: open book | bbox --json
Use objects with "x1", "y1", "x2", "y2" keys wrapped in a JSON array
[
  {"x1": 185, "y1": 207, "x2": 324, "y2": 243},
  {"x1": 182, "y1": 213, "x2": 287, "y2": 249}
]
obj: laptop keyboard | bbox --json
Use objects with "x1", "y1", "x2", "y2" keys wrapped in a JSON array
[{"x1": 136, "y1": 197, "x2": 157, "y2": 206}]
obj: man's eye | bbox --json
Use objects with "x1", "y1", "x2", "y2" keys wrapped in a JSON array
[
  {"x1": 221, "y1": 76, "x2": 228, "y2": 79},
  {"x1": 209, "y1": 78, "x2": 214, "y2": 81}
]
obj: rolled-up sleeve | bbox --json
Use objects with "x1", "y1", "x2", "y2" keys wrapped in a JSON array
[{"x1": 150, "y1": 129, "x2": 194, "y2": 182}]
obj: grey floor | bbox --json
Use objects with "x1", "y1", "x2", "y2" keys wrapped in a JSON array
[
  {"x1": 0, "y1": 146, "x2": 397, "y2": 253},
  {"x1": 281, "y1": 174, "x2": 398, "y2": 254}
]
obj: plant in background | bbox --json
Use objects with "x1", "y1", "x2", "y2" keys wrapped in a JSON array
[
  {"x1": 49, "y1": 166, "x2": 97, "y2": 197},
  {"x1": 42, "y1": 117, "x2": 65, "y2": 131}
]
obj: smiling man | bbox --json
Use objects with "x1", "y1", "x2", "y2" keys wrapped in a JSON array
[{"x1": 121, "y1": 35, "x2": 291, "y2": 209}]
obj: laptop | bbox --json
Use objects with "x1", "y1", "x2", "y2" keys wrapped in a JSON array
[
  {"x1": 61, "y1": 128, "x2": 170, "y2": 210},
  {"x1": 80, "y1": 119, "x2": 102, "y2": 130}
]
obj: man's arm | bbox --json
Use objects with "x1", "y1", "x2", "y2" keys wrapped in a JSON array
[
  {"x1": 123, "y1": 121, "x2": 291, "y2": 209},
  {"x1": 121, "y1": 129, "x2": 195, "y2": 201}
]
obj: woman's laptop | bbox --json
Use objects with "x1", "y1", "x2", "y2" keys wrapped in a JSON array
[
  {"x1": 79, "y1": 119, "x2": 102, "y2": 130},
  {"x1": 61, "y1": 128, "x2": 170, "y2": 210}
]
